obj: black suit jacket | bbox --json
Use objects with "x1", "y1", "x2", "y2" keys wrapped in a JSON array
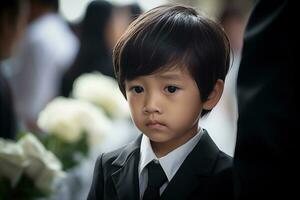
[
  {"x1": 235, "y1": 0, "x2": 295, "y2": 199},
  {"x1": 87, "y1": 130, "x2": 233, "y2": 200}
]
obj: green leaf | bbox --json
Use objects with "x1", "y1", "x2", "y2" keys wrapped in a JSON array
[{"x1": 39, "y1": 132, "x2": 89, "y2": 170}]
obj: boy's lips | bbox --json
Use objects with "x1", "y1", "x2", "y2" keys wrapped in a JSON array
[{"x1": 146, "y1": 120, "x2": 167, "y2": 129}]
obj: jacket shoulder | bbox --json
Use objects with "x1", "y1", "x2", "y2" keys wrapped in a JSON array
[
  {"x1": 101, "y1": 146, "x2": 126, "y2": 165},
  {"x1": 214, "y1": 151, "x2": 233, "y2": 173}
]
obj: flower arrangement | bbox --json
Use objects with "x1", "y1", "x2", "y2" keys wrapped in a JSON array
[
  {"x1": 72, "y1": 72, "x2": 130, "y2": 119},
  {"x1": 0, "y1": 133, "x2": 65, "y2": 200},
  {"x1": 36, "y1": 72, "x2": 130, "y2": 171},
  {"x1": 37, "y1": 97, "x2": 112, "y2": 170}
]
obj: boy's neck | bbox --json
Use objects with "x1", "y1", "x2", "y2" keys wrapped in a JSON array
[{"x1": 150, "y1": 125, "x2": 199, "y2": 158}]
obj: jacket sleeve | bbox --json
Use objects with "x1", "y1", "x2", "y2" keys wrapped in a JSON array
[{"x1": 87, "y1": 154, "x2": 104, "y2": 200}]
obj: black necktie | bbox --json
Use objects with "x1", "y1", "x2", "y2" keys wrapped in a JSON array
[{"x1": 143, "y1": 161, "x2": 167, "y2": 200}]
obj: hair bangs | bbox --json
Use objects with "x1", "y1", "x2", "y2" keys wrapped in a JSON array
[{"x1": 119, "y1": 9, "x2": 200, "y2": 81}]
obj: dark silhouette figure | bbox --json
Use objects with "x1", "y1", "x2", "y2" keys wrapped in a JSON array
[
  {"x1": 234, "y1": 0, "x2": 295, "y2": 199},
  {"x1": 60, "y1": 0, "x2": 114, "y2": 97}
]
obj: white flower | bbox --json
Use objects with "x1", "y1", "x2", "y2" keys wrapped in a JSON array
[
  {"x1": 18, "y1": 134, "x2": 65, "y2": 192},
  {"x1": 72, "y1": 72, "x2": 130, "y2": 119},
  {"x1": 38, "y1": 97, "x2": 84, "y2": 143},
  {"x1": 0, "y1": 134, "x2": 65, "y2": 193},
  {"x1": 78, "y1": 101, "x2": 112, "y2": 146},
  {"x1": 37, "y1": 97, "x2": 112, "y2": 145},
  {"x1": 0, "y1": 138, "x2": 28, "y2": 186}
]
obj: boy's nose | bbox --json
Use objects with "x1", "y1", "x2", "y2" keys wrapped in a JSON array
[{"x1": 143, "y1": 95, "x2": 161, "y2": 114}]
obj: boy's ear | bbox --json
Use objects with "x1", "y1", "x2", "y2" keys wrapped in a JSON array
[{"x1": 203, "y1": 79, "x2": 224, "y2": 110}]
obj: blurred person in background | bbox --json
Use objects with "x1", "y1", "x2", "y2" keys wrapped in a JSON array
[
  {"x1": 0, "y1": 0, "x2": 28, "y2": 139},
  {"x1": 126, "y1": 2, "x2": 143, "y2": 21},
  {"x1": 11, "y1": 0, "x2": 79, "y2": 131},
  {"x1": 60, "y1": 0, "x2": 115, "y2": 97},
  {"x1": 220, "y1": 2, "x2": 248, "y2": 55},
  {"x1": 234, "y1": 0, "x2": 295, "y2": 199},
  {"x1": 112, "y1": 2, "x2": 143, "y2": 46}
]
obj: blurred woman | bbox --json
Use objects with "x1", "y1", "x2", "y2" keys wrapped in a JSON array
[{"x1": 60, "y1": 0, "x2": 115, "y2": 97}]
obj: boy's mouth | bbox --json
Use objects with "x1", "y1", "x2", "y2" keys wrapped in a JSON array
[{"x1": 146, "y1": 120, "x2": 167, "y2": 129}]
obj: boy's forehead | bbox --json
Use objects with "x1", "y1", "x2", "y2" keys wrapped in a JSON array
[{"x1": 155, "y1": 67, "x2": 187, "y2": 80}]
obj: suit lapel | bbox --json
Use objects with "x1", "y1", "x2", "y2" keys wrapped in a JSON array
[
  {"x1": 160, "y1": 130, "x2": 220, "y2": 200},
  {"x1": 111, "y1": 135, "x2": 142, "y2": 200}
]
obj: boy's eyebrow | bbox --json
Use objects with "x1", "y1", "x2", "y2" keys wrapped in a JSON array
[{"x1": 156, "y1": 73, "x2": 183, "y2": 80}]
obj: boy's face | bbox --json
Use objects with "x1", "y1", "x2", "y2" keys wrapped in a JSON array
[{"x1": 125, "y1": 67, "x2": 203, "y2": 152}]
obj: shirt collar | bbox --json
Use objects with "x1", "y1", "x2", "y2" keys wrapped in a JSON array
[{"x1": 139, "y1": 128, "x2": 203, "y2": 181}]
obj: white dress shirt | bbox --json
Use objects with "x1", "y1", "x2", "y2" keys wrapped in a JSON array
[{"x1": 138, "y1": 128, "x2": 203, "y2": 199}]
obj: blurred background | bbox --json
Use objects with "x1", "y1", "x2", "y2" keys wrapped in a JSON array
[{"x1": 0, "y1": 0, "x2": 253, "y2": 199}]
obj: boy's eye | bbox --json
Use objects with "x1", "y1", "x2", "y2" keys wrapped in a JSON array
[
  {"x1": 131, "y1": 86, "x2": 144, "y2": 93},
  {"x1": 165, "y1": 86, "x2": 179, "y2": 93}
]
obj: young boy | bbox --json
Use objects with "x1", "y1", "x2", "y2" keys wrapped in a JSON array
[{"x1": 88, "y1": 4, "x2": 232, "y2": 200}]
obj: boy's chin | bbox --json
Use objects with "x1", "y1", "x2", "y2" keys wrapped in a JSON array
[{"x1": 144, "y1": 132, "x2": 171, "y2": 143}]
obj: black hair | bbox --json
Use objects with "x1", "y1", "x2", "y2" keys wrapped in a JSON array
[{"x1": 113, "y1": 4, "x2": 231, "y2": 115}]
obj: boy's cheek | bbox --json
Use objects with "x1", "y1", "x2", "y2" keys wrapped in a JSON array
[
  {"x1": 130, "y1": 114, "x2": 144, "y2": 130},
  {"x1": 127, "y1": 104, "x2": 140, "y2": 119}
]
